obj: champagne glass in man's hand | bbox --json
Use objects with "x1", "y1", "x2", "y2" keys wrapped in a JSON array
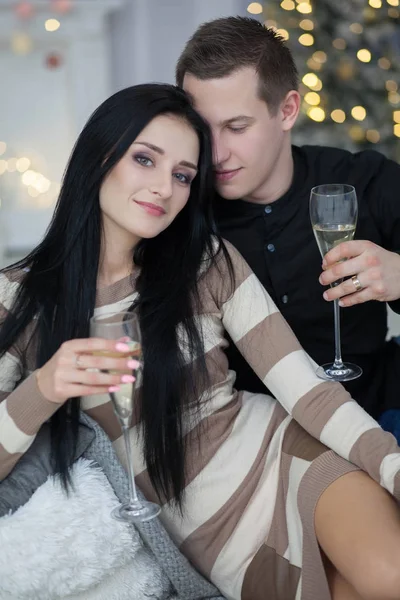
[{"x1": 310, "y1": 184, "x2": 362, "y2": 382}]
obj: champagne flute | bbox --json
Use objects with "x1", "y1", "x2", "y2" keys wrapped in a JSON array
[
  {"x1": 310, "y1": 184, "x2": 363, "y2": 382},
  {"x1": 90, "y1": 310, "x2": 161, "y2": 522}
]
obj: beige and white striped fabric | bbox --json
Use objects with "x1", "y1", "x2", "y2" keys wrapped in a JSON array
[{"x1": 1, "y1": 242, "x2": 400, "y2": 600}]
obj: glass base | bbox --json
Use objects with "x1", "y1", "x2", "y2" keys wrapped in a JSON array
[
  {"x1": 316, "y1": 362, "x2": 363, "y2": 382},
  {"x1": 112, "y1": 501, "x2": 161, "y2": 523}
]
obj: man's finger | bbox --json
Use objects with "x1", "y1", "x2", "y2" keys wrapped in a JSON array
[
  {"x1": 319, "y1": 256, "x2": 364, "y2": 286},
  {"x1": 323, "y1": 273, "x2": 369, "y2": 301},
  {"x1": 338, "y1": 288, "x2": 372, "y2": 307},
  {"x1": 323, "y1": 281, "x2": 348, "y2": 301},
  {"x1": 322, "y1": 240, "x2": 369, "y2": 267}
]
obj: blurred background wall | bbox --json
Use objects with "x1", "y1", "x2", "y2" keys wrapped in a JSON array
[{"x1": 0, "y1": 0, "x2": 399, "y2": 332}]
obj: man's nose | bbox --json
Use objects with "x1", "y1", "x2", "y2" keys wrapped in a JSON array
[{"x1": 212, "y1": 133, "x2": 230, "y2": 167}]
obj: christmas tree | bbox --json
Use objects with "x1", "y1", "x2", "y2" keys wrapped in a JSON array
[{"x1": 247, "y1": 0, "x2": 400, "y2": 161}]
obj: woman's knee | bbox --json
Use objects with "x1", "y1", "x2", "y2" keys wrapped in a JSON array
[
  {"x1": 316, "y1": 470, "x2": 400, "y2": 600},
  {"x1": 350, "y1": 556, "x2": 400, "y2": 600},
  {"x1": 328, "y1": 559, "x2": 400, "y2": 600}
]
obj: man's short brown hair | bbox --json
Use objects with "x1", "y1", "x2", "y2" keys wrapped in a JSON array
[{"x1": 176, "y1": 16, "x2": 299, "y2": 115}]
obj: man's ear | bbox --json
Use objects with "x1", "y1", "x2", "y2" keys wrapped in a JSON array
[{"x1": 280, "y1": 90, "x2": 301, "y2": 132}]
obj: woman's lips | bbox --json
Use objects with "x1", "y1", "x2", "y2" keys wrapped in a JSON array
[{"x1": 134, "y1": 200, "x2": 166, "y2": 216}]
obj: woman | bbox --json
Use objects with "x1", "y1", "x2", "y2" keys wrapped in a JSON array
[{"x1": 0, "y1": 84, "x2": 400, "y2": 600}]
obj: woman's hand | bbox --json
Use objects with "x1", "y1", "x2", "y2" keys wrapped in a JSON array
[{"x1": 36, "y1": 338, "x2": 139, "y2": 404}]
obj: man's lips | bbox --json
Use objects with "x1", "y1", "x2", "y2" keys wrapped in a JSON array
[
  {"x1": 214, "y1": 168, "x2": 241, "y2": 182},
  {"x1": 134, "y1": 200, "x2": 166, "y2": 216}
]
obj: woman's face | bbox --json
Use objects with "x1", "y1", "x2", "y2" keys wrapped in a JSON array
[{"x1": 99, "y1": 114, "x2": 200, "y2": 247}]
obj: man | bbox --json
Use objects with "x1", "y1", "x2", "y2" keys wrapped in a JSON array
[{"x1": 176, "y1": 16, "x2": 400, "y2": 420}]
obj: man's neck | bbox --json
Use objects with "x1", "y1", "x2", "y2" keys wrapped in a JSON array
[{"x1": 243, "y1": 142, "x2": 294, "y2": 205}]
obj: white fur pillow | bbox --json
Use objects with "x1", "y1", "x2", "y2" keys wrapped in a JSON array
[{"x1": 0, "y1": 459, "x2": 169, "y2": 600}]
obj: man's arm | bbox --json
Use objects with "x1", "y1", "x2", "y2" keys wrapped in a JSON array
[{"x1": 319, "y1": 154, "x2": 400, "y2": 311}]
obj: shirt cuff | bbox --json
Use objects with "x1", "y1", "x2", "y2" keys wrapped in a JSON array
[{"x1": 5, "y1": 372, "x2": 61, "y2": 436}]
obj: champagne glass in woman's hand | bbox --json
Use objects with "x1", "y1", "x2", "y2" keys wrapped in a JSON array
[
  {"x1": 90, "y1": 311, "x2": 161, "y2": 522},
  {"x1": 310, "y1": 184, "x2": 362, "y2": 382}
]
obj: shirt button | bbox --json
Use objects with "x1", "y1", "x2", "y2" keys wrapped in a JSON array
[
  {"x1": 267, "y1": 243, "x2": 275, "y2": 252},
  {"x1": 282, "y1": 294, "x2": 289, "y2": 304},
  {"x1": 264, "y1": 205, "x2": 272, "y2": 214}
]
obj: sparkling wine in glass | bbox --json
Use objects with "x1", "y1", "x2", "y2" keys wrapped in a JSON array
[
  {"x1": 310, "y1": 184, "x2": 363, "y2": 382},
  {"x1": 90, "y1": 310, "x2": 161, "y2": 522}
]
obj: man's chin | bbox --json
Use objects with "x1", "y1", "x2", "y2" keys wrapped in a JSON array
[{"x1": 216, "y1": 185, "x2": 244, "y2": 200}]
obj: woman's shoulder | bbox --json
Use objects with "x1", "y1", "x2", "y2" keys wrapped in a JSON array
[
  {"x1": 198, "y1": 237, "x2": 253, "y2": 305},
  {"x1": 208, "y1": 237, "x2": 252, "y2": 279},
  {"x1": 0, "y1": 266, "x2": 29, "y2": 311},
  {"x1": 202, "y1": 236, "x2": 247, "y2": 267},
  {"x1": 220, "y1": 238, "x2": 249, "y2": 266}
]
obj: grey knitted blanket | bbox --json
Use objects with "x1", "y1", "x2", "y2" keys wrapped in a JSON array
[
  {"x1": 0, "y1": 412, "x2": 225, "y2": 600},
  {"x1": 81, "y1": 413, "x2": 225, "y2": 600}
]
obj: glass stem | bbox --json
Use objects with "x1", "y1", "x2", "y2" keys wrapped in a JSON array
[
  {"x1": 122, "y1": 424, "x2": 141, "y2": 506},
  {"x1": 333, "y1": 298, "x2": 344, "y2": 369}
]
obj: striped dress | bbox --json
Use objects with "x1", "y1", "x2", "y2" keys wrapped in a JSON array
[{"x1": 1, "y1": 242, "x2": 400, "y2": 600}]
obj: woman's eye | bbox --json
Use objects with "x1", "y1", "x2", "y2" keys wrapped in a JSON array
[
  {"x1": 134, "y1": 154, "x2": 153, "y2": 167},
  {"x1": 174, "y1": 172, "x2": 192, "y2": 184}
]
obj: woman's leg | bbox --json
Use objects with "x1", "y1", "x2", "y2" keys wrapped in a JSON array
[
  {"x1": 323, "y1": 553, "x2": 365, "y2": 599},
  {"x1": 315, "y1": 470, "x2": 400, "y2": 600},
  {"x1": 328, "y1": 570, "x2": 364, "y2": 599}
]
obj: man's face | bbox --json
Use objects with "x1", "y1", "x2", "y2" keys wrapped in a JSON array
[{"x1": 183, "y1": 67, "x2": 291, "y2": 203}]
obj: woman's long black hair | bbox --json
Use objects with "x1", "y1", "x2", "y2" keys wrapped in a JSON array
[{"x1": 0, "y1": 83, "x2": 230, "y2": 504}]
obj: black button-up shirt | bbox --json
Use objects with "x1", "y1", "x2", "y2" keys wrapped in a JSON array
[{"x1": 216, "y1": 145, "x2": 400, "y2": 418}]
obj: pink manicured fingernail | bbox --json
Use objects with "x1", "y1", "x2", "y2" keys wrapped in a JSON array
[
  {"x1": 109, "y1": 386, "x2": 120, "y2": 392},
  {"x1": 116, "y1": 342, "x2": 130, "y2": 352},
  {"x1": 127, "y1": 359, "x2": 141, "y2": 369},
  {"x1": 323, "y1": 292, "x2": 329, "y2": 300},
  {"x1": 118, "y1": 336, "x2": 131, "y2": 342},
  {"x1": 121, "y1": 374, "x2": 136, "y2": 384}
]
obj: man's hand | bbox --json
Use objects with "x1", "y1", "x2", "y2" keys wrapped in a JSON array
[{"x1": 319, "y1": 240, "x2": 400, "y2": 307}]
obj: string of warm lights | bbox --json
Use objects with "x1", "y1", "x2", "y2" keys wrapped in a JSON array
[
  {"x1": 11, "y1": 17, "x2": 61, "y2": 56},
  {"x1": 11, "y1": 0, "x2": 69, "y2": 56},
  {"x1": 0, "y1": 141, "x2": 60, "y2": 208},
  {"x1": 246, "y1": 0, "x2": 400, "y2": 155},
  {"x1": 0, "y1": 1, "x2": 69, "y2": 214}
]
